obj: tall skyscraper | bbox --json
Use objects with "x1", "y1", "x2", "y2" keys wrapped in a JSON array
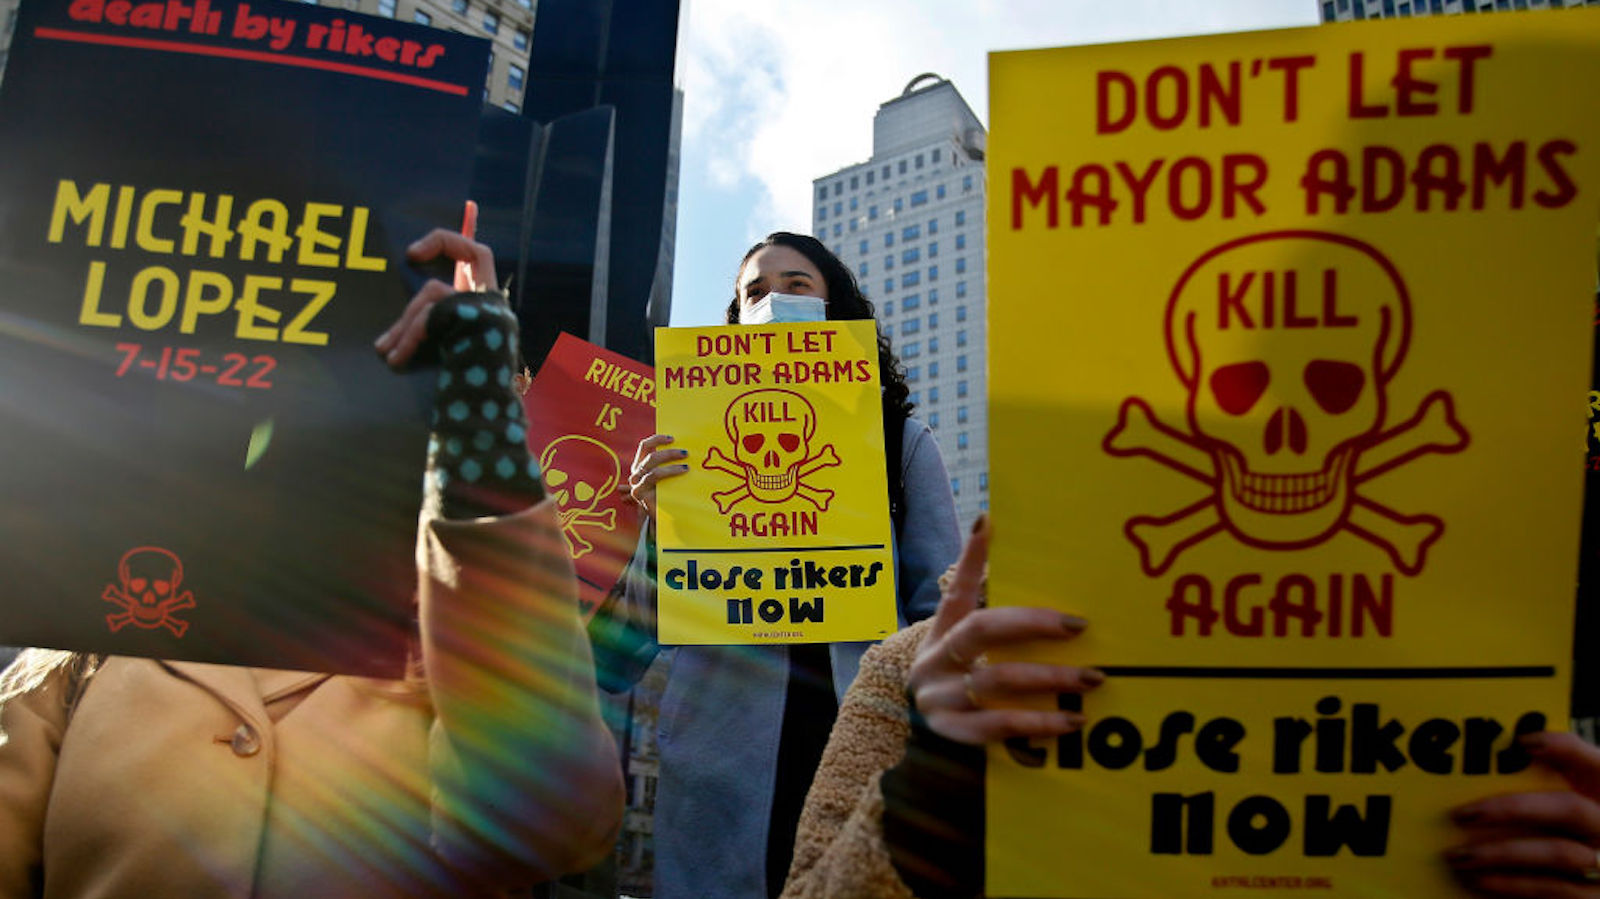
[
  {"x1": 814, "y1": 75, "x2": 988, "y2": 529},
  {"x1": 1320, "y1": 0, "x2": 1597, "y2": 21}
]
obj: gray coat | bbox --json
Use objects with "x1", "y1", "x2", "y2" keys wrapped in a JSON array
[{"x1": 592, "y1": 417, "x2": 961, "y2": 899}]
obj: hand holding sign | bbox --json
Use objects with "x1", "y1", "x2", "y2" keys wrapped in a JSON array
[
  {"x1": 909, "y1": 517, "x2": 1105, "y2": 746},
  {"x1": 628, "y1": 432, "x2": 689, "y2": 520},
  {"x1": 1447, "y1": 732, "x2": 1600, "y2": 895}
]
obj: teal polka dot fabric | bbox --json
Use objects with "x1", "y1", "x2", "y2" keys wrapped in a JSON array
[{"x1": 423, "y1": 291, "x2": 543, "y2": 519}]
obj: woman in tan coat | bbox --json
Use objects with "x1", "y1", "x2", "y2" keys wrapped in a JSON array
[
  {"x1": 783, "y1": 519, "x2": 1600, "y2": 899},
  {"x1": 0, "y1": 227, "x2": 624, "y2": 898}
]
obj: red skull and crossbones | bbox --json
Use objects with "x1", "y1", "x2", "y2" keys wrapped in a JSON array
[
  {"x1": 103, "y1": 546, "x2": 195, "y2": 637},
  {"x1": 1103, "y1": 231, "x2": 1469, "y2": 577},
  {"x1": 703, "y1": 388, "x2": 840, "y2": 514}
]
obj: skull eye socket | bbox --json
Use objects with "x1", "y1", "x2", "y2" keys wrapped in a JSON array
[
  {"x1": 1304, "y1": 360, "x2": 1366, "y2": 415},
  {"x1": 743, "y1": 434, "x2": 765, "y2": 454},
  {"x1": 154, "y1": 581, "x2": 171, "y2": 596},
  {"x1": 129, "y1": 578, "x2": 148, "y2": 592},
  {"x1": 546, "y1": 468, "x2": 569, "y2": 487},
  {"x1": 576, "y1": 482, "x2": 595, "y2": 502},
  {"x1": 1209, "y1": 362, "x2": 1270, "y2": 416},
  {"x1": 778, "y1": 433, "x2": 801, "y2": 453}
]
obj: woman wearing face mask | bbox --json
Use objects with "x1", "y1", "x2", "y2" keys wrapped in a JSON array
[{"x1": 590, "y1": 231, "x2": 962, "y2": 899}]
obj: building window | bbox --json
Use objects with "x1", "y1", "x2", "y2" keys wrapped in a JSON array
[
  {"x1": 928, "y1": 361, "x2": 940, "y2": 378},
  {"x1": 413, "y1": 9, "x2": 432, "y2": 23},
  {"x1": 507, "y1": 63, "x2": 525, "y2": 92},
  {"x1": 902, "y1": 271, "x2": 920, "y2": 288},
  {"x1": 885, "y1": 233, "x2": 894, "y2": 248},
  {"x1": 883, "y1": 301, "x2": 893, "y2": 316},
  {"x1": 515, "y1": 27, "x2": 530, "y2": 49},
  {"x1": 956, "y1": 282, "x2": 968, "y2": 299},
  {"x1": 903, "y1": 293, "x2": 921, "y2": 311},
  {"x1": 979, "y1": 472, "x2": 988, "y2": 492},
  {"x1": 955, "y1": 210, "x2": 966, "y2": 226},
  {"x1": 858, "y1": 262, "x2": 868, "y2": 278},
  {"x1": 849, "y1": 219, "x2": 858, "y2": 232},
  {"x1": 915, "y1": 153, "x2": 924, "y2": 169},
  {"x1": 882, "y1": 165, "x2": 891, "y2": 180},
  {"x1": 894, "y1": 197, "x2": 904, "y2": 213},
  {"x1": 818, "y1": 207, "x2": 827, "y2": 222},
  {"x1": 884, "y1": 279, "x2": 894, "y2": 294},
  {"x1": 955, "y1": 258, "x2": 967, "y2": 274},
  {"x1": 929, "y1": 412, "x2": 940, "y2": 429},
  {"x1": 928, "y1": 264, "x2": 938, "y2": 282},
  {"x1": 884, "y1": 255, "x2": 894, "y2": 271},
  {"x1": 957, "y1": 354, "x2": 968, "y2": 372},
  {"x1": 904, "y1": 341, "x2": 921, "y2": 359},
  {"x1": 932, "y1": 148, "x2": 942, "y2": 163},
  {"x1": 859, "y1": 239, "x2": 869, "y2": 254},
  {"x1": 910, "y1": 190, "x2": 928, "y2": 207},
  {"x1": 957, "y1": 380, "x2": 969, "y2": 398},
  {"x1": 928, "y1": 312, "x2": 939, "y2": 329},
  {"x1": 834, "y1": 182, "x2": 843, "y2": 197},
  {"x1": 957, "y1": 406, "x2": 968, "y2": 424},
  {"x1": 908, "y1": 365, "x2": 920, "y2": 381},
  {"x1": 955, "y1": 233, "x2": 966, "y2": 250},
  {"x1": 832, "y1": 223, "x2": 841, "y2": 237},
  {"x1": 937, "y1": 184, "x2": 947, "y2": 200},
  {"x1": 951, "y1": 477, "x2": 961, "y2": 496},
  {"x1": 910, "y1": 390, "x2": 921, "y2": 406},
  {"x1": 928, "y1": 241, "x2": 938, "y2": 258},
  {"x1": 929, "y1": 385, "x2": 941, "y2": 403},
  {"x1": 902, "y1": 224, "x2": 921, "y2": 241},
  {"x1": 867, "y1": 170, "x2": 876, "y2": 186},
  {"x1": 869, "y1": 205, "x2": 879, "y2": 221},
  {"x1": 451, "y1": 0, "x2": 467, "y2": 12},
  {"x1": 483, "y1": 9, "x2": 499, "y2": 32},
  {"x1": 902, "y1": 248, "x2": 920, "y2": 265},
  {"x1": 833, "y1": 201, "x2": 842, "y2": 217},
  {"x1": 928, "y1": 218, "x2": 938, "y2": 234},
  {"x1": 958, "y1": 432, "x2": 969, "y2": 451},
  {"x1": 898, "y1": 160, "x2": 908, "y2": 175},
  {"x1": 963, "y1": 174, "x2": 974, "y2": 192},
  {"x1": 850, "y1": 196, "x2": 858, "y2": 211},
  {"x1": 850, "y1": 175, "x2": 859, "y2": 190},
  {"x1": 903, "y1": 319, "x2": 921, "y2": 336},
  {"x1": 377, "y1": 0, "x2": 395, "y2": 16},
  {"x1": 928, "y1": 336, "x2": 939, "y2": 353},
  {"x1": 884, "y1": 323, "x2": 894, "y2": 339},
  {"x1": 927, "y1": 288, "x2": 938, "y2": 305},
  {"x1": 956, "y1": 304, "x2": 967, "y2": 321},
  {"x1": 957, "y1": 329, "x2": 967, "y2": 347}
]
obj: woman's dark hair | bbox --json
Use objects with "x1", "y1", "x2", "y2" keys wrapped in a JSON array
[{"x1": 724, "y1": 232, "x2": 914, "y2": 425}]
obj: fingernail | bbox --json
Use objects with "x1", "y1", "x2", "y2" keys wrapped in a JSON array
[
  {"x1": 972, "y1": 513, "x2": 988, "y2": 535},
  {"x1": 1081, "y1": 668, "x2": 1106, "y2": 687},
  {"x1": 675, "y1": 449, "x2": 689, "y2": 457},
  {"x1": 1061, "y1": 614, "x2": 1089, "y2": 632},
  {"x1": 675, "y1": 464, "x2": 690, "y2": 472},
  {"x1": 386, "y1": 348, "x2": 401, "y2": 365}
]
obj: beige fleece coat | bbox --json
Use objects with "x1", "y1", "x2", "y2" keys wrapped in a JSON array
[
  {"x1": 0, "y1": 501, "x2": 623, "y2": 898},
  {"x1": 780, "y1": 618, "x2": 934, "y2": 899}
]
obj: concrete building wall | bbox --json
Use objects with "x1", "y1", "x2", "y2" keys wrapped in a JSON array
[
  {"x1": 1320, "y1": 0, "x2": 1598, "y2": 20},
  {"x1": 814, "y1": 76, "x2": 989, "y2": 530}
]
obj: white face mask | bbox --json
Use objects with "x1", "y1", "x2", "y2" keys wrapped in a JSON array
[{"x1": 739, "y1": 292, "x2": 827, "y2": 325}]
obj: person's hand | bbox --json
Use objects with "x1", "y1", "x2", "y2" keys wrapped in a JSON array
[
  {"x1": 906, "y1": 516, "x2": 1103, "y2": 745},
  {"x1": 628, "y1": 433, "x2": 690, "y2": 519},
  {"x1": 374, "y1": 202, "x2": 497, "y2": 370},
  {"x1": 1447, "y1": 732, "x2": 1600, "y2": 896}
]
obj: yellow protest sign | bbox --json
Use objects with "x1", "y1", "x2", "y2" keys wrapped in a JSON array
[
  {"x1": 654, "y1": 321, "x2": 896, "y2": 644},
  {"x1": 988, "y1": 10, "x2": 1600, "y2": 897}
]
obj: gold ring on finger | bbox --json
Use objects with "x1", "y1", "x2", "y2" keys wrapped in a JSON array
[
  {"x1": 947, "y1": 645, "x2": 971, "y2": 669},
  {"x1": 964, "y1": 671, "x2": 982, "y2": 709}
]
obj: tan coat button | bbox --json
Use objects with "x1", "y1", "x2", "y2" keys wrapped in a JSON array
[{"x1": 230, "y1": 724, "x2": 261, "y2": 757}]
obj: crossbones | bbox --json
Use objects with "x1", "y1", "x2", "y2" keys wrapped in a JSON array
[
  {"x1": 103, "y1": 546, "x2": 195, "y2": 637},
  {"x1": 1105, "y1": 390, "x2": 1468, "y2": 576},
  {"x1": 703, "y1": 444, "x2": 840, "y2": 513},
  {"x1": 558, "y1": 505, "x2": 617, "y2": 557}
]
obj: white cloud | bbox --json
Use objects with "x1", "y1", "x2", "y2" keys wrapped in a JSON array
[{"x1": 680, "y1": 0, "x2": 1318, "y2": 242}]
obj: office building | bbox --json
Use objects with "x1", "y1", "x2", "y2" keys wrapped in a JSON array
[
  {"x1": 1321, "y1": 0, "x2": 1597, "y2": 21},
  {"x1": 814, "y1": 75, "x2": 988, "y2": 529}
]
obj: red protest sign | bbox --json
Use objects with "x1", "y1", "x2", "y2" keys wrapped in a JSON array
[{"x1": 522, "y1": 332, "x2": 655, "y2": 618}]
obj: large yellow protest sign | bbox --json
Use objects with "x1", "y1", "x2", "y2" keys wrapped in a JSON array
[
  {"x1": 654, "y1": 321, "x2": 897, "y2": 644},
  {"x1": 988, "y1": 10, "x2": 1600, "y2": 897}
]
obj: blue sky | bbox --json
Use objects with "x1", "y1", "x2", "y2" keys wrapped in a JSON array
[{"x1": 668, "y1": 0, "x2": 1321, "y2": 328}]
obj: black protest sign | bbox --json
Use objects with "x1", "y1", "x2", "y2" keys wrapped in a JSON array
[{"x1": 0, "y1": 0, "x2": 488, "y2": 675}]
